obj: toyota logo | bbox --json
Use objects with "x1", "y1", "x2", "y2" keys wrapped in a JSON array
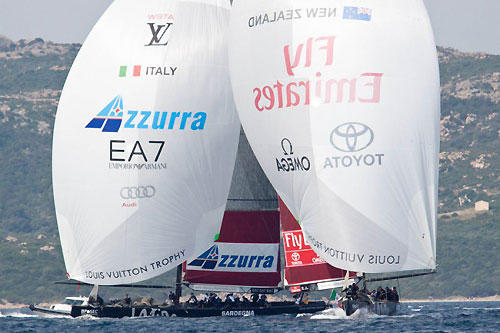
[
  {"x1": 120, "y1": 186, "x2": 156, "y2": 199},
  {"x1": 291, "y1": 252, "x2": 300, "y2": 262},
  {"x1": 330, "y1": 122, "x2": 374, "y2": 152}
]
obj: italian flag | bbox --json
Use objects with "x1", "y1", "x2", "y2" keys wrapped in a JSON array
[{"x1": 119, "y1": 65, "x2": 141, "y2": 77}]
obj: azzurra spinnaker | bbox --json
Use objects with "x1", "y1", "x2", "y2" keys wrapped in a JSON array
[{"x1": 53, "y1": 0, "x2": 239, "y2": 285}]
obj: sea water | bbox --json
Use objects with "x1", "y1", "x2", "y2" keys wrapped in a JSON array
[{"x1": 1, "y1": 302, "x2": 499, "y2": 332}]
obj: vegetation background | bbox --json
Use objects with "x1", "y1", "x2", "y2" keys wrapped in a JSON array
[{"x1": 0, "y1": 36, "x2": 498, "y2": 304}]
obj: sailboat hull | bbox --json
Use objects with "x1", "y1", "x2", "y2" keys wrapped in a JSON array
[
  {"x1": 341, "y1": 300, "x2": 400, "y2": 316},
  {"x1": 70, "y1": 301, "x2": 326, "y2": 318},
  {"x1": 370, "y1": 301, "x2": 400, "y2": 316},
  {"x1": 29, "y1": 305, "x2": 71, "y2": 317}
]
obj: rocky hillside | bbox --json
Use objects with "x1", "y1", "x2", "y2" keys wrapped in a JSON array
[
  {"x1": 0, "y1": 38, "x2": 498, "y2": 303},
  {"x1": 0, "y1": 38, "x2": 79, "y2": 235},
  {"x1": 437, "y1": 47, "x2": 500, "y2": 215}
]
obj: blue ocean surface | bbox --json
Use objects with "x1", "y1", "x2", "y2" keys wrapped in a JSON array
[{"x1": 1, "y1": 302, "x2": 499, "y2": 332}]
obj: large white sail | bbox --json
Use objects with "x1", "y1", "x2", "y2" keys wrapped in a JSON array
[
  {"x1": 229, "y1": 0, "x2": 440, "y2": 273},
  {"x1": 52, "y1": 0, "x2": 239, "y2": 285}
]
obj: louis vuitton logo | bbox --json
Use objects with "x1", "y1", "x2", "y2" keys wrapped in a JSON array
[{"x1": 145, "y1": 23, "x2": 173, "y2": 46}]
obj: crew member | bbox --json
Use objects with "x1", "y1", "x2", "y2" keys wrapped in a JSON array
[
  {"x1": 123, "y1": 294, "x2": 131, "y2": 306},
  {"x1": 187, "y1": 292, "x2": 198, "y2": 305},
  {"x1": 168, "y1": 291, "x2": 175, "y2": 303},
  {"x1": 392, "y1": 287, "x2": 399, "y2": 302},
  {"x1": 258, "y1": 294, "x2": 268, "y2": 306}
]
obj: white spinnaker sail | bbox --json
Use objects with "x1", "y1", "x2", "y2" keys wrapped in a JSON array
[
  {"x1": 229, "y1": 0, "x2": 440, "y2": 273},
  {"x1": 52, "y1": 0, "x2": 239, "y2": 285}
]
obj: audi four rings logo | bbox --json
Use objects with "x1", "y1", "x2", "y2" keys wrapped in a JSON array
[
  {"x1": 120, "y1": 186, "x2": 156, "y2": 199},
  {"x1": 330, "y1": 122, "x2": 374, "y2": 152}
]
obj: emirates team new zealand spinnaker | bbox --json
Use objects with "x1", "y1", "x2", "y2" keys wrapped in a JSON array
[{"x1": 30, "y1": 0, "x2": 439, "y2": 319}]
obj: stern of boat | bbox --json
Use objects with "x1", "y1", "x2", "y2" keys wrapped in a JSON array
[{"x1": 369, "y1": 301, "x2": 400, "y2": 316}]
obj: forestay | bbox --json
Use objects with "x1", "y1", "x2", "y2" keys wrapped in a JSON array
[
  {"x1": 52, "y1": 0, "x2": 240, "y2": 284},
  {"x1": 229, "y1": 0, "x2": 440, "y2": 273}
]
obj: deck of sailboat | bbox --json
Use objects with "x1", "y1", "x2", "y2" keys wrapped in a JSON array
[{"x1": 70, "y1": 301, "x2": 327, "y2": 318}]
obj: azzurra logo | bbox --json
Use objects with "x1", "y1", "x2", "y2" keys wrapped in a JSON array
[
  {"x1": 86, "y1": 96, "x2": 124, "y2": 132},
  {"x1": 189, "y1": 245, "x2": 219, "y2": 270},
  {"x1": 188, "y1": 245, "x2": 275, "y2": 271},
  {"x1": 85, "y1": 96, "x2": 207, "y2": 133}
]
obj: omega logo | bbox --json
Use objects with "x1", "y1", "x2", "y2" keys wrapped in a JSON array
[
  {"x1": 281, "y1": 138, "x2": 294, "y2": 155},
  {"x1": 276, "y1": 138, "x2": 311, "y2": 172}
]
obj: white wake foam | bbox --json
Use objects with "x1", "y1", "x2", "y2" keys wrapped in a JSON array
[
  {"x1": 309, "y1": 307, "x2": 378, "y2": 320},
  {"x1": 0, "y1": 311, "x2": 38, "y2": 318},
  {"x1": 75, "y1": 314, "x2": 102, "y2": 321},
  {"x1": 395, "y1": 314, "x2": 418, "y2": 318}
]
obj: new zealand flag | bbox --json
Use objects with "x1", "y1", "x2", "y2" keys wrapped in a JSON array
[{"x1": 343, "y1": 6, "x2": 372, "y2": 22}]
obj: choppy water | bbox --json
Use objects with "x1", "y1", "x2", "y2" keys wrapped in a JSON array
[{"x1": 1, "y1": 302, "x2": 499, "y2": 332}]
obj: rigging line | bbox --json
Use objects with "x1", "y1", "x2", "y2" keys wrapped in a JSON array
[
  {"x1": 227, "y1": 198, "x2": 278, "y2": 202},
  {"x1": 54, "y1": 281, "x2": 172, "y2": 289},
  {"x1": 364, "y1": 270, "x2": 435, "y2": 283},
  {"x1": 397, "y1": 278, "x2": 401, "y2": 300}
]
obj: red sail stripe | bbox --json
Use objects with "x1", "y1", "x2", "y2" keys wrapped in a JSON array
[
  {"x1": 217, "y1": 211, "x2": 280, "y2": 243},
  {"x1": 279, "y1": 198, "x2": 356, "y2": 286},
  {"x1": 184, "y1": 210, "x2": 281, "y2": 288}
]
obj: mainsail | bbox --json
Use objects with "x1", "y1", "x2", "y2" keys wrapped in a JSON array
[
  {"x1": 52, "y1": 0, "x2": 239, "y2": 284},
  {"x1": 280, "y1": 199, "x2": 355, "y2": 290},
  {"x1": 229, "y1": 0, "x2": 440, "y2": 273},
  {"x1": 184, "y1": 130, "x2": 282, "y2": 293}
]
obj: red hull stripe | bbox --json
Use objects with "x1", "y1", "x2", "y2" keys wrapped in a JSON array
[{"x1": 184, "y1": 270, "x2": 281, "y2": 287}]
